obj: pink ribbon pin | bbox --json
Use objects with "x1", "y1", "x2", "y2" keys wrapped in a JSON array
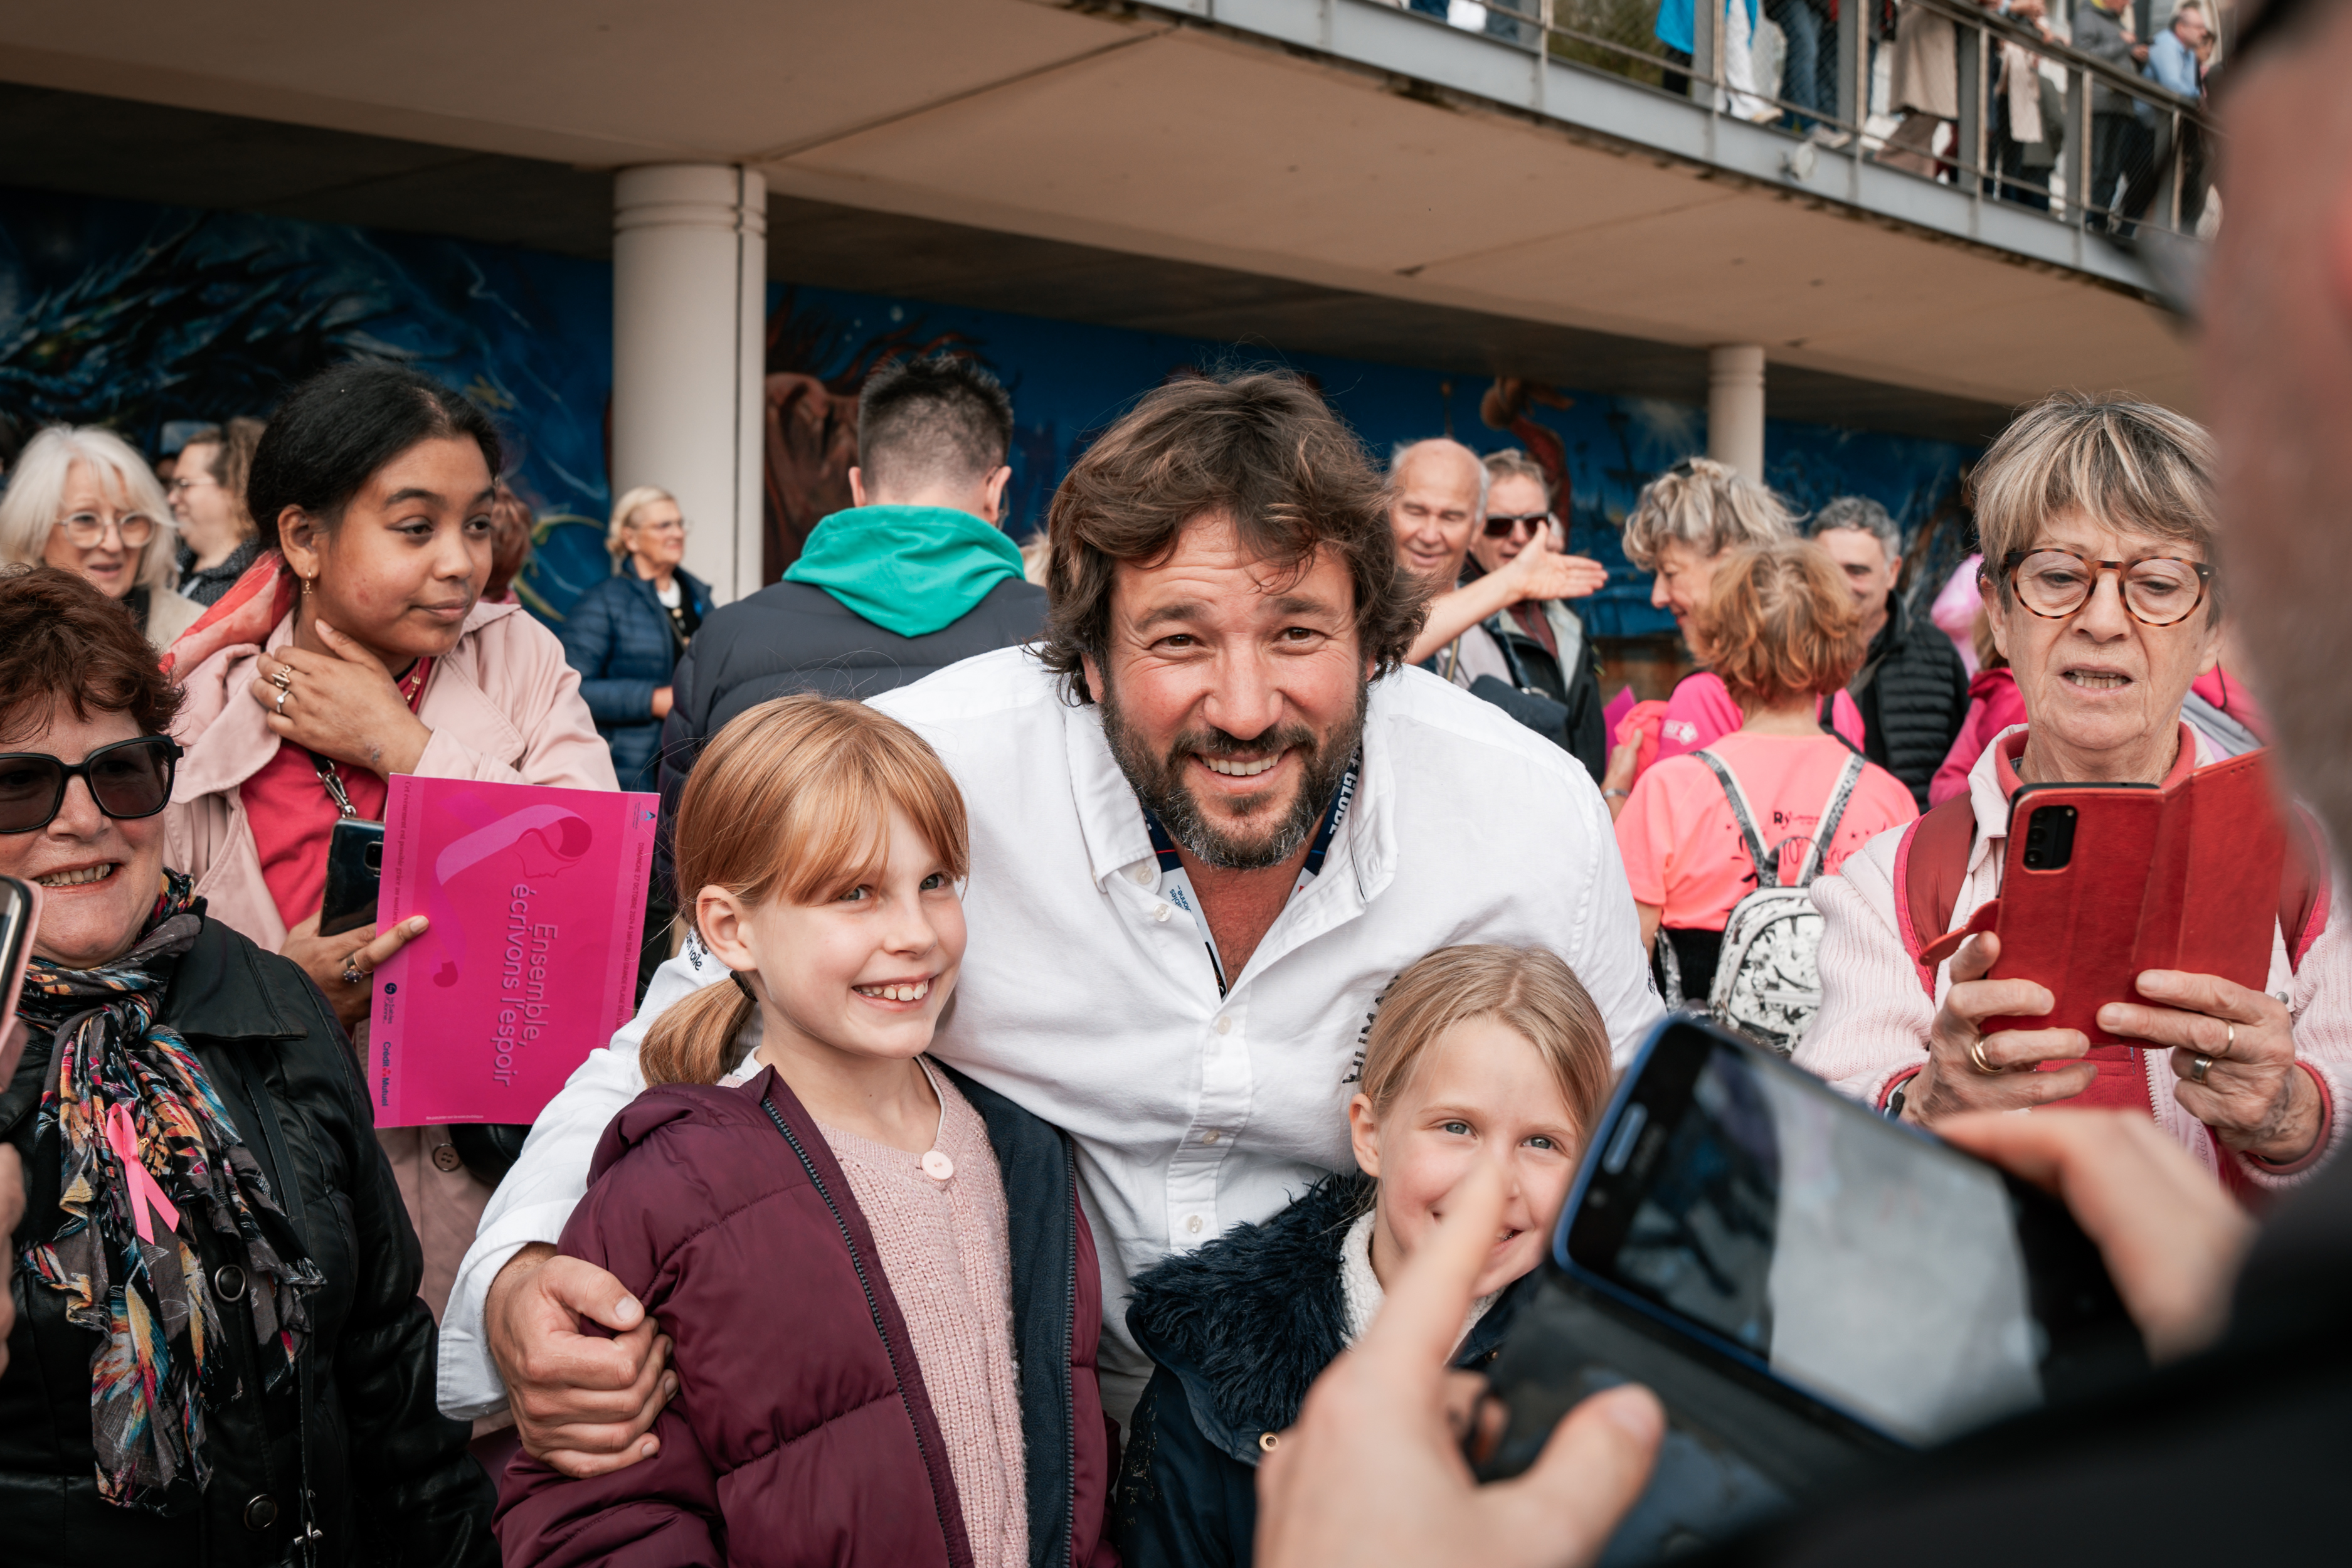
[{"x1": 103, "y1": 1102, "x2": 183, "y2": 1246}]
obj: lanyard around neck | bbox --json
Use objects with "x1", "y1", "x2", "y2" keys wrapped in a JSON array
[{"x1": 1140, "y1": 758, "x2": 1359, "y2": 999}]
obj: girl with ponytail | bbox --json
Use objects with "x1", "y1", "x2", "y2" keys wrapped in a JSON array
[{"x1": 496, "y1": 693, "x2": 1120, "y2": 1568}]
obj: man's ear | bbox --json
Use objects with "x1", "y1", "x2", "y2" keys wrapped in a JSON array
[
  {"x1": 1081, "y1": 652, "x2": 1106, "y2": 704},
  {"x1": 1888, "y1": 552, "x2": 1905, "y2": 591},
  {"x1": 979, "y1": 465, "x2": 1013, "y2": 526},
  {"x1": 847, "y1": 467, "x2": 869, "y2": 509}
]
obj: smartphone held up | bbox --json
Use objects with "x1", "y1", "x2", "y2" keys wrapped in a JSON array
[{"x1": 1474, "y1": 1017, "x2": 2146, "y2": 1563}]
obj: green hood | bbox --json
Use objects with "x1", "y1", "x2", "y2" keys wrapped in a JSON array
[{"x1": 782, "y1": 504, "x2": 1025, "y2": 639}]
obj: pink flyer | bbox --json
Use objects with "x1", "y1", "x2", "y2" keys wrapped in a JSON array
[{"x1": 368, "y1": 776, "x2": 658, "y2": 1127}]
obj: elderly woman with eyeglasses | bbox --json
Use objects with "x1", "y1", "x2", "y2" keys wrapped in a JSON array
[
  {"x1": 0, "y1": 565, "x2": 494, "y2": 1567},
  {"x1": 0, "y1": 425, "x2": 203, "y2": 647},
  {"x1": 1798, "y1": 393, "x2": 2352, "y2": 1187}
]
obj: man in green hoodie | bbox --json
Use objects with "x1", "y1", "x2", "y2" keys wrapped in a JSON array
[{"x1": 652, "y1": 353, "x2": 1046, "y2": 900}]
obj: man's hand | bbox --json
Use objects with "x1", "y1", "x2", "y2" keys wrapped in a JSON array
[
  {"x1": 1497, "y1": 524, "x2": 1609, "y2": 604},
  {"x1": 486, "y1": 1243, "x2": 677, "y2": 1477},
  {"x1": 1256, "y1": 1162, "x2": 1664, "y2": 1568},
  {"x1": 1904, "y1": 933, "x2": 2097, "y2": 1123},
  {"x1": 1938, "y1": 1109, "x2": 2255, "y2": 1362}
]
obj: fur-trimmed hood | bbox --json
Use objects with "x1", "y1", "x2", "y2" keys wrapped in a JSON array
[{"x1": 1125, "y1": 1173, "x2": 1533, "y2": 1467}]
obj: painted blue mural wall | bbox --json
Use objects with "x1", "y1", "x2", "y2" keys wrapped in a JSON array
[{"x1": 0, "y1": 186, "x2": 1977, "y2": 640}]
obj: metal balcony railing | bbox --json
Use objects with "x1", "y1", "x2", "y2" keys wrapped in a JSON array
[{"x1": 1384, "y1": 0, "x2": 2219, "y2": 240}]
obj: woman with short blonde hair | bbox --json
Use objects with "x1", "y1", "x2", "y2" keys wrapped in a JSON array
[
  {"x1": 0, "y1": 425, "x2": 199, "y2": 647},
  {"x1": 1797, "y1": 391, "x2": 2352, "y2": 1190},
  {"x1": 558, "y1": 483, "x2": 712, "y2": 790},
  {"x1": 1602, "y1": 457, "x2": 1863, "y2": 814}
]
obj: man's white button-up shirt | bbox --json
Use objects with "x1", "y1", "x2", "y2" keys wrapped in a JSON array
[{"x1": 438, "y1": 647, "x2": 1661, "y2": 1421}]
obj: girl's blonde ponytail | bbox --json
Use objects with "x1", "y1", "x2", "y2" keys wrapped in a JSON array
[{"x1": 641, "y1": 978, "x2": 753, "y2": 1087}]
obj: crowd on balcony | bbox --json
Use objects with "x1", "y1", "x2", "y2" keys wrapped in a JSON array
[{"x1": 1, "y1": 9, "x2": 2348, "y2": 1556}]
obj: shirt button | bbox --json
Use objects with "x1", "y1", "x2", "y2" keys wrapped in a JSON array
[
  {"x1": 1131, "y1": 866, "x2": 1155, "y2": 885},
  {"x1": 921, "y1": 1150, "x2": 955, "y2": 1181},
  {"x1": 243, "y1": 1494, "x2": 280, "y2": 1531},
  {"x1": 430, "y1": 1142, "x2": 464, "y2": 1173},
  {"x1": 1214, "y1": 1016, "x2": 1233, "y2": 1035},
  {"x1": 213, "y1": 1264, "x2": 248, "y2": 1302},
  {"x1": 1153, "y1": 903, "x2": 1172, "y2": 921},
  {"x1": 1185, "y1": 1214, "x2": 1204, "y2": 1234},
  {"x1": 1201, "y1": 1130, "x2": 1221, "y2": 1145}
]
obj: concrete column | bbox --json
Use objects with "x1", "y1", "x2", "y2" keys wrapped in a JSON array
[
  {"x1": 612, "y1": 164, "x2": 768, "y2": 605},
  {"x1": 1706, "y1": 344, "x2": 1767, "y2": 480}
]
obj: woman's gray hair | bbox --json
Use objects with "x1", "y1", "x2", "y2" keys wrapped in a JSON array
[
  {"x1": 1620, "y1": 455, "x2": 1794, "y2": 571},
  {"x1": 607, "y1": 484, "x2": 677, "y2": 564},
  {"x1": 1971, "y1": 392, "x2": 2217, "y2": 621},
  {"x1": 0, "y1": 425, "x2": 178, "y2": 595}
]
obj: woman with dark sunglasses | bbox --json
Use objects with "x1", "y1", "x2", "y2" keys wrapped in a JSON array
[{"x1": 0, "y1": 564, "x2": 495, "y2": 1568}]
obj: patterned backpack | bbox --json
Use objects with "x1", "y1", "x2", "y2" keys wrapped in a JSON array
[{"x1": 1692, "y1": 748, "x2": 1867, "y2": 1057}]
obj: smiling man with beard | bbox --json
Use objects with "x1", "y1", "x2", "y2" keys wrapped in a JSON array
[{"x1": 436, "y1": 371, "x2": 1663, "y2": 1467}]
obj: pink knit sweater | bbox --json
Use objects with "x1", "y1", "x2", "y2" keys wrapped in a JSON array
[
  {"x1": 1794, "y1": 724, "x2": 2352, "y2": 1190},
  {"x1": 817, "y1": 1064, "x2": 1030, "y2": 1568}
]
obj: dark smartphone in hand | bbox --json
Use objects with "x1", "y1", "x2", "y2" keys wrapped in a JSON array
[
  {"x1": 1475, "y1": 1016, "x2": 2145, "y2": 1560},
  {"x1": 319, "y1": 818, "x2": 386, "y2": 938}
]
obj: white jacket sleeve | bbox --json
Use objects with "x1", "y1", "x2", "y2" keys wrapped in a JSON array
[
  {"x1": 435, "y1": 948, "x2": 727, "y2": 1420},
  {"x1": 1793, "y1": 844, "x2": 1939, "y2": 1110}
]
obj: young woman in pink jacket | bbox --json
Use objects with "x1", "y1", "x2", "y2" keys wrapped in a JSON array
[{"x1": 161, "y1": 363, "x2": 613, "y2": 1324}]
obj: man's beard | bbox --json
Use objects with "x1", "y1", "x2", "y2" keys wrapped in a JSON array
[{"x1": 1098, "y1": 676, "x2": 1367, "y2": 871}]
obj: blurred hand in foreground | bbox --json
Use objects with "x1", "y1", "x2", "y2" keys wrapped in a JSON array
[
  {"x1": 1938, "y1": 1108, "x2": 2255, "y2": 1362},
  {"x1": 1255, "y1": 1160, "x2": 1665, "y2": 1568}
]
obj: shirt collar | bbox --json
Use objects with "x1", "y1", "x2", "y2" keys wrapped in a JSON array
[{"x1": 1057, "y1": 679, "x2": 1399, "y2": 910}]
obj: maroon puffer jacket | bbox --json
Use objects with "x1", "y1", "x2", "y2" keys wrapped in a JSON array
[{"x1": 495, "y1": 1062, "x2": 1118, "y2": 1568}]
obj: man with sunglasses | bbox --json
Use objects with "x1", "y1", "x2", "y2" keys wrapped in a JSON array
[{"x1": 1391, "y1": 440, "x2": 1611, "y2": 777}]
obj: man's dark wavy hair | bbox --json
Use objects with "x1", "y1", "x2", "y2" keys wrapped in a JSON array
[{"x1": 1037, "y1": 371, "x2": 1424, "y2": 704}]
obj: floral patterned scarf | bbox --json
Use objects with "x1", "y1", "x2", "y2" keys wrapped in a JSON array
[{"x1": 13, "y1": 871, "x2": 323, "y2": 1510}]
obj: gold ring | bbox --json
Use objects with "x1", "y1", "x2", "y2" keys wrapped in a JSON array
[
  {"x1": 270, "y1": 666, "x2": 292, "y2": 691},
  {"x1": 1970, "y1": 1038, "x2": 2000, "y2": 1075},
  {"x1": 2191, "y1": 1054, "x2": 2213, "y2": 1084}
]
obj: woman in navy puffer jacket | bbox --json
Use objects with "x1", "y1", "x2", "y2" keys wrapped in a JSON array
[{"x1": 558, "y1": 484, "x2": 712, "y2": 789}]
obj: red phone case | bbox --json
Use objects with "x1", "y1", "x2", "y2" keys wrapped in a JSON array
[{"x1": 1981, "y1": 752, "x2": 2287, "y2": 1046}]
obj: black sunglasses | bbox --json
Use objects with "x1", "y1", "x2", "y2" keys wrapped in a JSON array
[
  {"x1": 1482, "y1": 511, "x2": 1550, "y2": 538},
  {"x1": 0, "y1": 736, "x2": 184, "y2": 834}
]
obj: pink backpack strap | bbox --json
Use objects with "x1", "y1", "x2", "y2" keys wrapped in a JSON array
[{"x1": 1892, "y1": 796, "x2": 1978, "y2": 995}]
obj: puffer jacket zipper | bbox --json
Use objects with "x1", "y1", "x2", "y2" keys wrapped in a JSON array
[{"x1": 761, "y1": 1094, "x2": 962, "y2": 1564}]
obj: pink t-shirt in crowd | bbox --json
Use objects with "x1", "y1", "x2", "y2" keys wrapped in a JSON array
[
  {"x1": 1650, "y1": 672, "x2": 1867, "y2": 765},
  {"x1": 1616, "y1": 730, "x2": 1920, "y2": 931}
]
